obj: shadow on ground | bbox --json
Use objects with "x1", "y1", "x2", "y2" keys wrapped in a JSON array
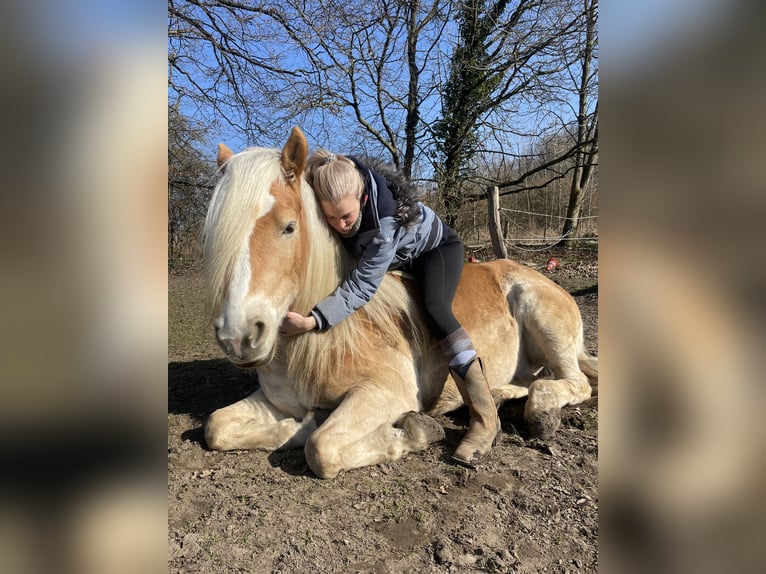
[{"x1": 169, "y1": 359, "x2": 259, "y2": 417}]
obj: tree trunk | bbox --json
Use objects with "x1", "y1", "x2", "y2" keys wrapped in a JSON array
[
  {"x1": 403, "y1": 0, "x2": 420, "y2": 179},
  {"x1": 562, "y1": 0, "x2": 598, "y2": 248},
  {"x1": 562, "y1": 171, "x2": 584, "y2": 242}
]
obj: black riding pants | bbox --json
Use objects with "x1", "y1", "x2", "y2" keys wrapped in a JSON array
[{"x1": 407, "y1": 224, "x2": 465, "y2": 340}]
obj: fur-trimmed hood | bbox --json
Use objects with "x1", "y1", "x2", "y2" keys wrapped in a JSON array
[{"x1": 354, "y1": 156, "x2": 421, "y2": 229}]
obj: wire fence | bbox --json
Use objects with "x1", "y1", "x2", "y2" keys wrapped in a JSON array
[
  {"x1": 450, "y1": 180, "x2": 598, "y2": 257},
  {"x1": 498, "y1": 207, "x2": 599, "y2": 221}
]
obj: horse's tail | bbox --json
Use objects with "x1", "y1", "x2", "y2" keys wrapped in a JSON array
[{"x1": 578, "y1": 349, "x2": 599, "y2": 382}]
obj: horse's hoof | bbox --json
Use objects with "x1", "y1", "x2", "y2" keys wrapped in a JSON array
[
  {"x1": 524, "y1": 407, "x2": 561, "y2": 440},
  {"x1": 398, "y1": 411, "x2": 445, "y2": 446}
]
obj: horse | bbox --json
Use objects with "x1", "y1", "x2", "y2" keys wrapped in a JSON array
[{"x1": 202, "y1": 127, "x2": 597, "y2": 479}]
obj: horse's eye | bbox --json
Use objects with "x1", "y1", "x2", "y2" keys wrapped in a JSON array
[{"x1": 283, "y1": 222, "x2": 296, "y2": 235}]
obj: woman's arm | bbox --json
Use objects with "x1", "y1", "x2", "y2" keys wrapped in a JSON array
[
  {"x1": 279, "y1": 217, "x2": 401, "y2": 335},
  {"x1": 311, "y1": 217, "x2": 400, "y2": 329}
]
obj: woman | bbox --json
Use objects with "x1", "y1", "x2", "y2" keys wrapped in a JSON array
[{"x1": 280, "y1": 150, "x2": 500, "y2": 466}]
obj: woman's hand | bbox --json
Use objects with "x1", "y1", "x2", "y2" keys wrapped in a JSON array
[{"x1": 279, "y1": 311, "x2": 317, "y2": 337}]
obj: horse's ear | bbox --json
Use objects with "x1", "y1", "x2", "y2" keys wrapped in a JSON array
[
  {"x1": 281, "y1": 127, "x2": 308, "y2": 182},
  {"x1": 217, "y1": 143, "x2": 234, "y2": 168}
]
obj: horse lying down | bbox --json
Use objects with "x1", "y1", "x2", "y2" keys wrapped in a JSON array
[{"x1": 201, "y1": 127, "x2": 598, "y2": 479}]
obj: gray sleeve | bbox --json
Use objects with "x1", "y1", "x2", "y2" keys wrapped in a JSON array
[{"x1": 311, "y1": 217, "x2": 399, "y2": 329}]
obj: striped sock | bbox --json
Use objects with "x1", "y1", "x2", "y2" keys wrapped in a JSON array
[{"x1": 439, "y1": 327, "x2": 477, "y2": 378}]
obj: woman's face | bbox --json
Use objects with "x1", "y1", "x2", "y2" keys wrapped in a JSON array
[{"x1": 320, "y1": 195, "x2": 362, "y2": 236}]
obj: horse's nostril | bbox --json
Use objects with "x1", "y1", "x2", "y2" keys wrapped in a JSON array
[{"x1": 253, "y1": 321, "x2": 265, "y2": 341}]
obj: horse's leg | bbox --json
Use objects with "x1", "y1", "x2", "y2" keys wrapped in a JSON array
[
  {"x1": 508, "y1": 280, "x2": 593, "y2": 439},
  {"x1": 524, "y1": 352, "x2": 592, "y2": 439},
  {"x1": 304, "y1": 384, "x2": 445, "y2": 479},
  {"x1": 205, "y1": 388, "x2": 319, "y2": 451},
  {"x1": 490, "y1": 384, "x2": 531, "y2": 406}
]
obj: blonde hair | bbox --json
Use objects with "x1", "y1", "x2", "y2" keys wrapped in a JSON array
[{"x1": 306, "y1": 149, "x2": 364, "y2": 203}]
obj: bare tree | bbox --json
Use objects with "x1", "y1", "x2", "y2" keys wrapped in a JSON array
[
  {"x1": 168, "y1": 106, "x2": 215, "y2": 269},
  {"x1": 401, "y1": 0, "x2": 450, "y2": 177},
  {"x1": 168, "y1": 0, "x2": 448, "y2": 174},
  {"x1": 168, "y1": 0, "x2": 598, "y2": 242},
  {"x1": 433, "y1": 0, "x2": 584, "y2": 226},
  {"x1": 561, "y1": 0, "x2": 597, "y2": 246},
  {"x1": 168, "y1": 0, "x2": 308, "y2": 141}
]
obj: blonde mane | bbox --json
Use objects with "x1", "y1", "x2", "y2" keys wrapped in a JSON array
[
  {"x1": 203, "y1": 147, "x2": 283, "y2": 319},
  {"x1": 203, "y1": 146, "x2": 429, "y2": 406}
]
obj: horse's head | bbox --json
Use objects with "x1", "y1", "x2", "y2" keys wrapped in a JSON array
[{"x1": 203, "y1": 127, "x2": 313, "y2": 367}]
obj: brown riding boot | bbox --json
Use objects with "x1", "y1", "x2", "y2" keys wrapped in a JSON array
[{"x1": 450, "y1": 358, "x2": 502, "y2": 467}]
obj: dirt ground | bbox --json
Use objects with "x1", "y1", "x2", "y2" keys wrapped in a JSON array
[{"x1": 168, "y1": 252, "x2": 598, "y2": 573}]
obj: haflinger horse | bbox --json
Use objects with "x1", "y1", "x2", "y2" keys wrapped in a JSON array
[{"x1": 202, "y1": 127, "x2": 597, "y2": 479}]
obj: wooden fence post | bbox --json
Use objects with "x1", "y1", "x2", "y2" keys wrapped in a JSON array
[{"x1": 487, "y1": 186, "x2": 507, "y2": 259}]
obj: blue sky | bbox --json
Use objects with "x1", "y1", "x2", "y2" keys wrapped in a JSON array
[
  {"x1": 167, "y1": 1, "x2": 594, "y2": 170},
  {"x1": 164, "y1": 0, "x2": 731, "y2": 144}
]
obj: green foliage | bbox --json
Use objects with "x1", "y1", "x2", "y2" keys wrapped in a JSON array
[{"x1": 433, "y1": 0, "x2": 513, "y2": 225}]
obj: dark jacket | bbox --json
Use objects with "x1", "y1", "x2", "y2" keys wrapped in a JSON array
[{"x1": 310, "y1": 157, "x2": 444, "y2": 330}]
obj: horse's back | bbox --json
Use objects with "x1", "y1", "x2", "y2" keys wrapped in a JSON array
[
  {"x1": 452, "y1": 258, "x2": 587, "y2": 378},
  {"x1": 454, "y1": 258, "x2": 574, "y2": 317},
  {"x1": 463, "y1": 258, "x2": 571, "y2": 292}
]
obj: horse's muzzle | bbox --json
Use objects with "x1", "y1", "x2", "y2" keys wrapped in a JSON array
[{"x1": 215, "y1": 324, "x2": 275, "y2": 366}]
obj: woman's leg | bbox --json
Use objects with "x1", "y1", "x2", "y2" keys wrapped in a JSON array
[
  {"x1": 409, "y1": 225, "x2": 463, "y2": 339},
  {"x1": 410, "y1": 226, "x2": 500, "y2": 466}
]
